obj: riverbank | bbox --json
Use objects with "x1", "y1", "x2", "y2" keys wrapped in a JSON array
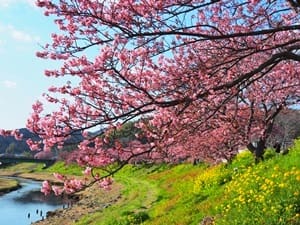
[
  {"x1": 32, "y1": 182, "x2": 122, "y2": 225},
  {"x1": 0, "y1": 177, "x2": 20, "y2": 195},
  {"x1": 0, "y1": 163, "x2": 63, "y2": 196},
  {"x1": 0, "y1": 162, "x2": 124, "y2": 225},
  {"x1": 1, "y1": 145, "x2": 299, "y2": 225},
  {"x1": 0, "y1": 163, "x2": 63, "y2": 182}
]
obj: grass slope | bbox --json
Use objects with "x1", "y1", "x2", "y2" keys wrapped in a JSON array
[
  {"x1": 75, "y1": 140, "x2": 300, "y2": 225},
  {"x1": 1, "y1": 140, "x2": 299, "y2": 225}
]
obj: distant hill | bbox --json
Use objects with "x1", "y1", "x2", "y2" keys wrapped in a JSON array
[
  {"x1": 0, "y1": 128, "x2": 39, "y2": 155},
  {"x1": 2, "y1": 109, "x2": 297, "y2": 158},
  {"x1": 0, "y1": 128, "x2": 84, "y2": 157}
]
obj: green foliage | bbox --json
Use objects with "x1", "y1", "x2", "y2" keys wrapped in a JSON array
[
  {"x1": 228, "y1": 150, "x2": 255, "y2": 169},
  {"x1": 107, "y1": 121, "x2": 141, "y2": 145},
  {"x1": 5, "y1": 143, "x2": 16, "y2": 154},
  {"x1": 263, "y1": 147, "x2": 277, "y2": 160},
  {"x1": 193, "y1": 164, "x2": 231, "y2": 198},
  {"x1": 106, "y1": 211, "x2": 150, "y2": 225}
]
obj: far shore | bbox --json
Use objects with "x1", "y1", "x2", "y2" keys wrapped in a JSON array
[
  {"x1": 0, "y1": 177, "x2": 21, "y2": 195},
  {"x1": 0, "y1": 166, "x2": 63, "y2": 195}
]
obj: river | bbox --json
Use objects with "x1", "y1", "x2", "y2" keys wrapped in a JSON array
[{"x1": 0, "y1": 177, "x2": 71, "y2": 225}]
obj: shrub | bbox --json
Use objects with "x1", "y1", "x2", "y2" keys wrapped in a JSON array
[
  {"x1": 263, "y1": 148, "x2": 277, "y2": 160},
  {"x1": 193, "y1": 164, "x2": 231, "y2": 198},
  {"x1": 229, "y1": 150, "x2": 254, "y2": 169},
  {"x1": 107, "y1": 211, "x2": 150, "y2": 225}
]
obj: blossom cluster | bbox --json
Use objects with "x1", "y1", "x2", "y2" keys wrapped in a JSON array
[
  {"x1": 41, "y1": 176, "x2": 84, "y2": 196},
  {"x1": 27, "y1": 0, "x2": 300, "y2": 166}
]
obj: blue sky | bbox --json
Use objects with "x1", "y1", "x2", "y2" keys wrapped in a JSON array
[{"x1": 0, "y1": 0, "x2": 59, "y2": 130}]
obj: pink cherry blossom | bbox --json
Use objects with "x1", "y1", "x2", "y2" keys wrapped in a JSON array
[
  {"x1": 41, "y1": 180, "x2": 52, "y2": 196},
  {"x1": 52, "y1": 185, "x2": 64, "y2": 196},
  {"x1": 83, "y1": 167, "x2": 92, "y2": 176},
  {"x1": 12, "y1": 0, "x2": 299, "y2": 194},
  {"x1": 53, "y1": 173, "x2": 66, "y2": 181},
  {"x1": 98, "y1": 177, "x2": 113, "y2": 190}
]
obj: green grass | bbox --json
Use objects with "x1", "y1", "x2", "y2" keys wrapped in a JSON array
[
  {"x1": 0, "y1": 161, "x2": 83, "y2": 183},
  {"x1": 0, "y1": 177, "x2": 19, "y2": 192},
  {"x1": 74, "y1": 139, "x2": 300, "y2": 225},
  {"x1": 0, "y1": 161, "x2": 83, "y2": 176},
  {"x1": 43, "y1": 161, "x2": 83, "y2": 176},
  {"x1": 75, "y1": 165, "x2": 161, "y2": 225},
  {"x1": 0, "y1": 162, "x2": 45, "y2": 174}
]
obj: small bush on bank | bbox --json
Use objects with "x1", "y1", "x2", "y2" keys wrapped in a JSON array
[
  {"x1": 193, "y1": 164, "x2": 231, "y2": 198},
  {"x1": 106, "y1": 211, "x2": 150, "y2": 225}
]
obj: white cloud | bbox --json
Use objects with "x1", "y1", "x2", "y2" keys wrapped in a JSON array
[
  {"x1": 0, "y1": 39, "x2": 5, "y2": 54},
  {"x1": 11, "y1": 27, "x2": 37, "y2": 42},
  {"x1": 0, "y1": 0, "x2": 36, "y2": 8},
  {"x1": 0, "y1": 23, "x2": 40, "y2": 43},
  {"x1": 2, "y1": 80, "x2": 17, "y2": 88},
  {"x1": 0, "y1": 39, "x2": 4, "y2": 47}
]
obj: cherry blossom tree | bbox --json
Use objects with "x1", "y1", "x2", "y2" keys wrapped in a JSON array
[
  {"x1": 21, "y1": 0, "x2": 300, "y2": 194},
  {"x1": 235, "y1": 71, "x2": 299, "y2": 162}
]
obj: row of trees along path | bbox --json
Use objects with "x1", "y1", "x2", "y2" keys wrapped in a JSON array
[{"x1": 1, "y1": 0, "x2": 299, "y2": 194}]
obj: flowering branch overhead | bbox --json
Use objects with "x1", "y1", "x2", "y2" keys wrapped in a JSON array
[{"x1": 24, "y1": 0, "x2": 300, "y2": 193}]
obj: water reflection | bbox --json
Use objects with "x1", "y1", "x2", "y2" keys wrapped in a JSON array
[
  {"x1": 14, "y1": 190, "x2": 67, "y2": 205},
  {"x1": 0, "y1": 177, "x2": 74, "y2": 225}
]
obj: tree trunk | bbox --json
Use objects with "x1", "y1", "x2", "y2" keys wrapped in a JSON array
[{"x1": 247, "y1": 138, "x2": 266, "y2": 163}]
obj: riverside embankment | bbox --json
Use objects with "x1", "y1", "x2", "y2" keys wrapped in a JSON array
[
  {"x1": 0, "y1": 175, "x2": 75, "y2": 225},
  {"x1": 0, "y1": 176, "x2": 20, "y2": 194},
  {"x1": 1, "y1": 146, "x2": 299, "y2": 225},
  {"x1": 0, "y1": 162, "x2": 124, "y2": 225},
  {"x1": 0, "y1": 163, "x2": 61, "y2": 194}
]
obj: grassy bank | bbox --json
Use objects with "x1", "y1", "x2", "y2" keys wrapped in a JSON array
[
  {"x1": 0, "y1": 162, "x2": 45, "y2": 176},
  {"x1": 74, "y1": 139, "x2": 300, "y2": 225},
  {"x1": 0, "y1": 161, "x2": 82, "y2": 183},
  {"x1": 1, "y1": 140, "x2": 300, "y2": 225},
  {"x1": 0, "y1": 177, "x2": 20, "y2": 194},
  {"x1": 0, "y1": 163, "x2": 44, "y2": 193}
]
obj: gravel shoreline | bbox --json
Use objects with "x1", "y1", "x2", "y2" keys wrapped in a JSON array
[
  {"x1": 0, "y1": 168, "x2": 123, "y2": 225},
  {"x1": 32, "y1": 182, "x2": 123, "y2": 225}
]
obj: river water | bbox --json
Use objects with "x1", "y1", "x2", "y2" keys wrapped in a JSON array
[{"x1": 0, "y1": 177, "x2": 70, "y2": 225}]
